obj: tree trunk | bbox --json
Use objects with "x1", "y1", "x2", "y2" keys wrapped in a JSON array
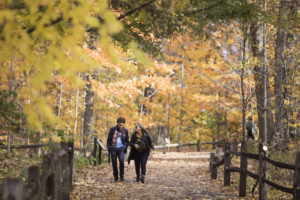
[
  {"x1": 250, "y1": 14, "x2": 270, "y2": 199},
  {"x1": 73, "y1": 78, "x2": 80, "y2": 140},
  {"x1": 178, "y1": 62, "x2": 184, "y2": 152},
  {"x1": 274, "y1": 0, "x2": 298, "y2": 149},
  {"x1": 167, "y1": 92, "x2": 171, "y2": 139},
  {"x1": 241, "y1": 24, "x2": 247, "y2": 143},
  {"x1": 7, "y1": 57, "x2": 14, "y2": 157},
  {"x1": 250, "y1": 21, "x2": 275, "y2": 145},
  {"x1": 66, "y1": 89, "x2": 73, "y2": 136},
  {"x1": 274, "y1": 0, "x2": 288, "y2": 150},
  {"x1": 82, "y1": 74, "x2": 94, "y2": 155},
  {"x1": 56, "y1": 82, "x2": 63, "y2": 119}
]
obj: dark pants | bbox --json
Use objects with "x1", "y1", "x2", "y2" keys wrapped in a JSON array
[
  {"x1": 110, "y1": 149, "x2": 125, "y2": 179},
  {"x1": 247, "y1": 129, "x2": 254, "y2": 140},
  {"x1": 134, "y1": 150, "x2": 148, "y2": 177}
]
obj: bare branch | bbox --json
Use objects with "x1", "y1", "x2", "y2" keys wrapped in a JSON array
[
  {"x1": 118, "y1": 0, "x2": 157, "y2": 20},
  {"x1": 186, "y1": 0, "x2": 225, "y2": 16}
]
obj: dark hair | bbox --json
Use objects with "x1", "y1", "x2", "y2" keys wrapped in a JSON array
[
  {"x1": 248, "y1": 116, "x2": 252, "y2": 120},
  {"x1": 117, "y1": 117, "x2": 126, "y2": 124}
]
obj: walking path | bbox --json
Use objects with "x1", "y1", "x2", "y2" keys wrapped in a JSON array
[{"x1": 70, "y1": 152, "x2": 255, "y2": 199}]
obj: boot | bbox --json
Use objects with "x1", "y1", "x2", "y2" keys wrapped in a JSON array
[
  {"x1": 141, "y1": 175, "x2": 145, "y2": 183},
  {"x1": 136, "y1": 175, "x2": 140, "y2": 182},
  {"x1": 120, "y1": 176, "x2": 124, "y2": 182}
]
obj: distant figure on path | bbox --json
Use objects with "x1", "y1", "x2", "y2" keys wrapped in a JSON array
[
  {"x1": 107, "y1": 117, "x2": 129, "y2": 182},
  {"x1": 246, "y1": 116, "x2": 255, "y2": 142},
  {"x1": 128, "y1": 123, "x2": 154, "y2": 183}
]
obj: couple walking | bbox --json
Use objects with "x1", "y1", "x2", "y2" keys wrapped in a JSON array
[{"x1": 106, "y1": 117, "x2": 154, "y2": 183}]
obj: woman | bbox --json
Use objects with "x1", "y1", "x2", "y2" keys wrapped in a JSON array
[{"x1": 128, "y1": 123, "x2": 154, "y2": 183}]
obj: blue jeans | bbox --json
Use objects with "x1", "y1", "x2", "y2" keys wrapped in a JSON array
[{"x1": 110, "y1": 149, "x2": 125, "y2": 179}]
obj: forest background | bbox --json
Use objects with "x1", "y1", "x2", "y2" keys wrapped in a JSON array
[{"x1": 0, "y1": 0, "x2": 299, "y2": 163}]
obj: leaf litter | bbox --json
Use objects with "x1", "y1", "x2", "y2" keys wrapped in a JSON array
[{"x1": 70, "y1": 152, "x2": 257, "y2": 200}]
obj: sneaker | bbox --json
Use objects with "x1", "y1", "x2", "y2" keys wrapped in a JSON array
[{"x1": 120, "y1": 177, "x2": 124, "y2": 182}]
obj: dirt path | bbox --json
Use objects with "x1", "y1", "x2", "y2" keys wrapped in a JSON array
[{"x1": 70, "y1": 152, "x2": 255, "y2": 199}]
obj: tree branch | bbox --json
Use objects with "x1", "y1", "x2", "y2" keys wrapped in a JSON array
[
  {"x1": 117, "y1": 0, "x2": 156, "y2": 20},
  {"x1": 27, "y1": 16, "x2": 64, "y2": 34},
  {"x1": 186, "y1": 0, "x2": 225, "y2": 16}
]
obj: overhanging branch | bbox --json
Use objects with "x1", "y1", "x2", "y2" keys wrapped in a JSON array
[
  {"x1": 186, "y1": 0, "x2": 225, "y2": 16},
  {"x1": 118, "y1": 0, "x2": 156, "y2": 20}
]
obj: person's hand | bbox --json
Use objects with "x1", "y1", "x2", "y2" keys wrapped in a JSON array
[
  {"x1": 150, "y1": 149, "x2": 154, "y2": 156},
  {"x1": 135, "y1": 144, "x2": 140, "y2": 149}
]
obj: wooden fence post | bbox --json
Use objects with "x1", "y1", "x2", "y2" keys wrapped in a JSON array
[
  {"x1": 2, "y1": 178, "x2": 24, "y2": 200},
  {"x1": 210, "y1": 153, "x2": 217, "y2": 179},
  {"x1": 224, "y1": 143, "x2": 231, "y2": 186},
  {"x1": 259, "y1": 143, "x2": 267, "y2": 200},
  {"x1": 197, "y1": 140, "x2": 201, "y2": 152},
  {"x1": 68, "y1": 142, "x2": 74, "y2": 191},
  {"x1": 49, "y1": 137, "x2": 52, "y2": 152},
  {"x1": 47, "y1": 153, "x2": 56, "y2": 199},
  {"x1": 52, "y1": 153, "x2": 62, "y2": 200},
  {"x1": 239, "y1": 141, "x2": 247, "y2": 197},
  {"x1": 293, "y1": 152, "x2": 300, "y2": 200},
  {"x1": 25, "y1": 166, "x2": 40, "y2": 200},
  {"x1": 212, "y1": 138, "x2": 216, "y2": 150},
  {"x1": 93, "y1": 138, "x2": 97, "y2": 166},
  {"x1": 99, "y1": 142, "x2": 102, "y2": 164},
  {"x1": 61, "y1": 152, "x2": 69, "y2": 200}
]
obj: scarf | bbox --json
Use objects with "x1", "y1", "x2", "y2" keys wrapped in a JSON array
[
  {"x1": 136, "y1": 131, "x2": 143, "y2": 139},
  {"x1": 112, "y1": 129, "x2": 126, "y2": 146}
]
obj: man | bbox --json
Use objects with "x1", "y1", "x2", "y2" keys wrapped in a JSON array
[
  {"x1": 107, "y1": 117, "x2": 129, "y2": 182},
  {"x1": 246, "y1": 116, "x2": 255, "y2": 142}
]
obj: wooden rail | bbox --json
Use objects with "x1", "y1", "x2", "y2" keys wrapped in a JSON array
[
  {"x1": 2, "y1": 142, "x2": 74, "y2": 200},
  {"x1": 93, "y1": 138, "x2": 111, "y2": 165},
  {"x1": 154, "y1": 139, "x2": 239, "y2": 151},
  {"x1": 92, "y1": 138, "x2": 239, "y2": 165},
  {"x1": 0, "y1": 143, "x2": 48, "y2": 149},
  {"x1": 210, "y1": 142, "x2": 300, "y2": 200}
]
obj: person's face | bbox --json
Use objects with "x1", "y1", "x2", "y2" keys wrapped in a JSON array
[
  {"x1": 117, "y1": 122, "x2": 124, "y2": 130},
  {"x1": 135, "y1": 125, "x2": 142, "y2": 132}
]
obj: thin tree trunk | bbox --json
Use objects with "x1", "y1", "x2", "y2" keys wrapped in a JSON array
[
  {"x1": 178, "y1": 62, "x2": 184, "y2": 152},
  {"x1": 224, "y1": 110, "x2": 228, "y2": 139},
  {"x1": 241, "y1": 24, "x2": 247, "y2": 142},
  {"x1": 140, "y1": 88, "x2": 145, "y2": 116},
  {"x1": 56, "y1": 82, "x2": 63, "y2": 118},
  {"x1": 66, "y1": 89, "x2": 73, "y2": 137},
  {"x1": 73, "y1": 78, "x2": 80, "y2": 140},
  {"x1": 7, "y1": 57, "x2": 14, "y2": 157},
  {"x1": 80, "y1": 77, "x2": 86, "y2": 150},
  {"x1": 167, "y1": 92, "x2": 171, "y2": 139},
  {"x1": 82, "y1": 74, "x2": 94, "y2": 156}
]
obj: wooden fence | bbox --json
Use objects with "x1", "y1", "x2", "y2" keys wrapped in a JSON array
[
  {"x1": 154, "y1": 139, "x2": 239, "y2": 153},
  {"x1": 92, "y1": 137, "x2": 240, "y2": 165},
  {"x1": 2, "y1": 141, "x2": 74, "y2": 200},
  {"x1": 93, "y1": 138, "x2": 111, "y2": 165},
  {"x1": 210, "y1": 142, "x2": 300, "y2": 200}
]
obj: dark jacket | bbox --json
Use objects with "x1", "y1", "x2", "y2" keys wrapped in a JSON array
[
  {"x1": 127, "y1": 132, "x2": 154, "y2": 164},
  {"x1": 107, "y1": 126, "x2": 129, "y2": 152}
]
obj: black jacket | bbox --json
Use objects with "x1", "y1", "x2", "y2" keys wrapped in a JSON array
[
  {"x1": 127, "y1": 132, "x2": 154, "y2": 164},
  {"x1": 106, "y1": 126, "x2": 129, "y2": 152}
]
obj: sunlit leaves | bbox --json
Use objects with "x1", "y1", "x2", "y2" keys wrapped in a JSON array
[{"x1": 0, "y1": 0, "x2": 123, "y2": 131}]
